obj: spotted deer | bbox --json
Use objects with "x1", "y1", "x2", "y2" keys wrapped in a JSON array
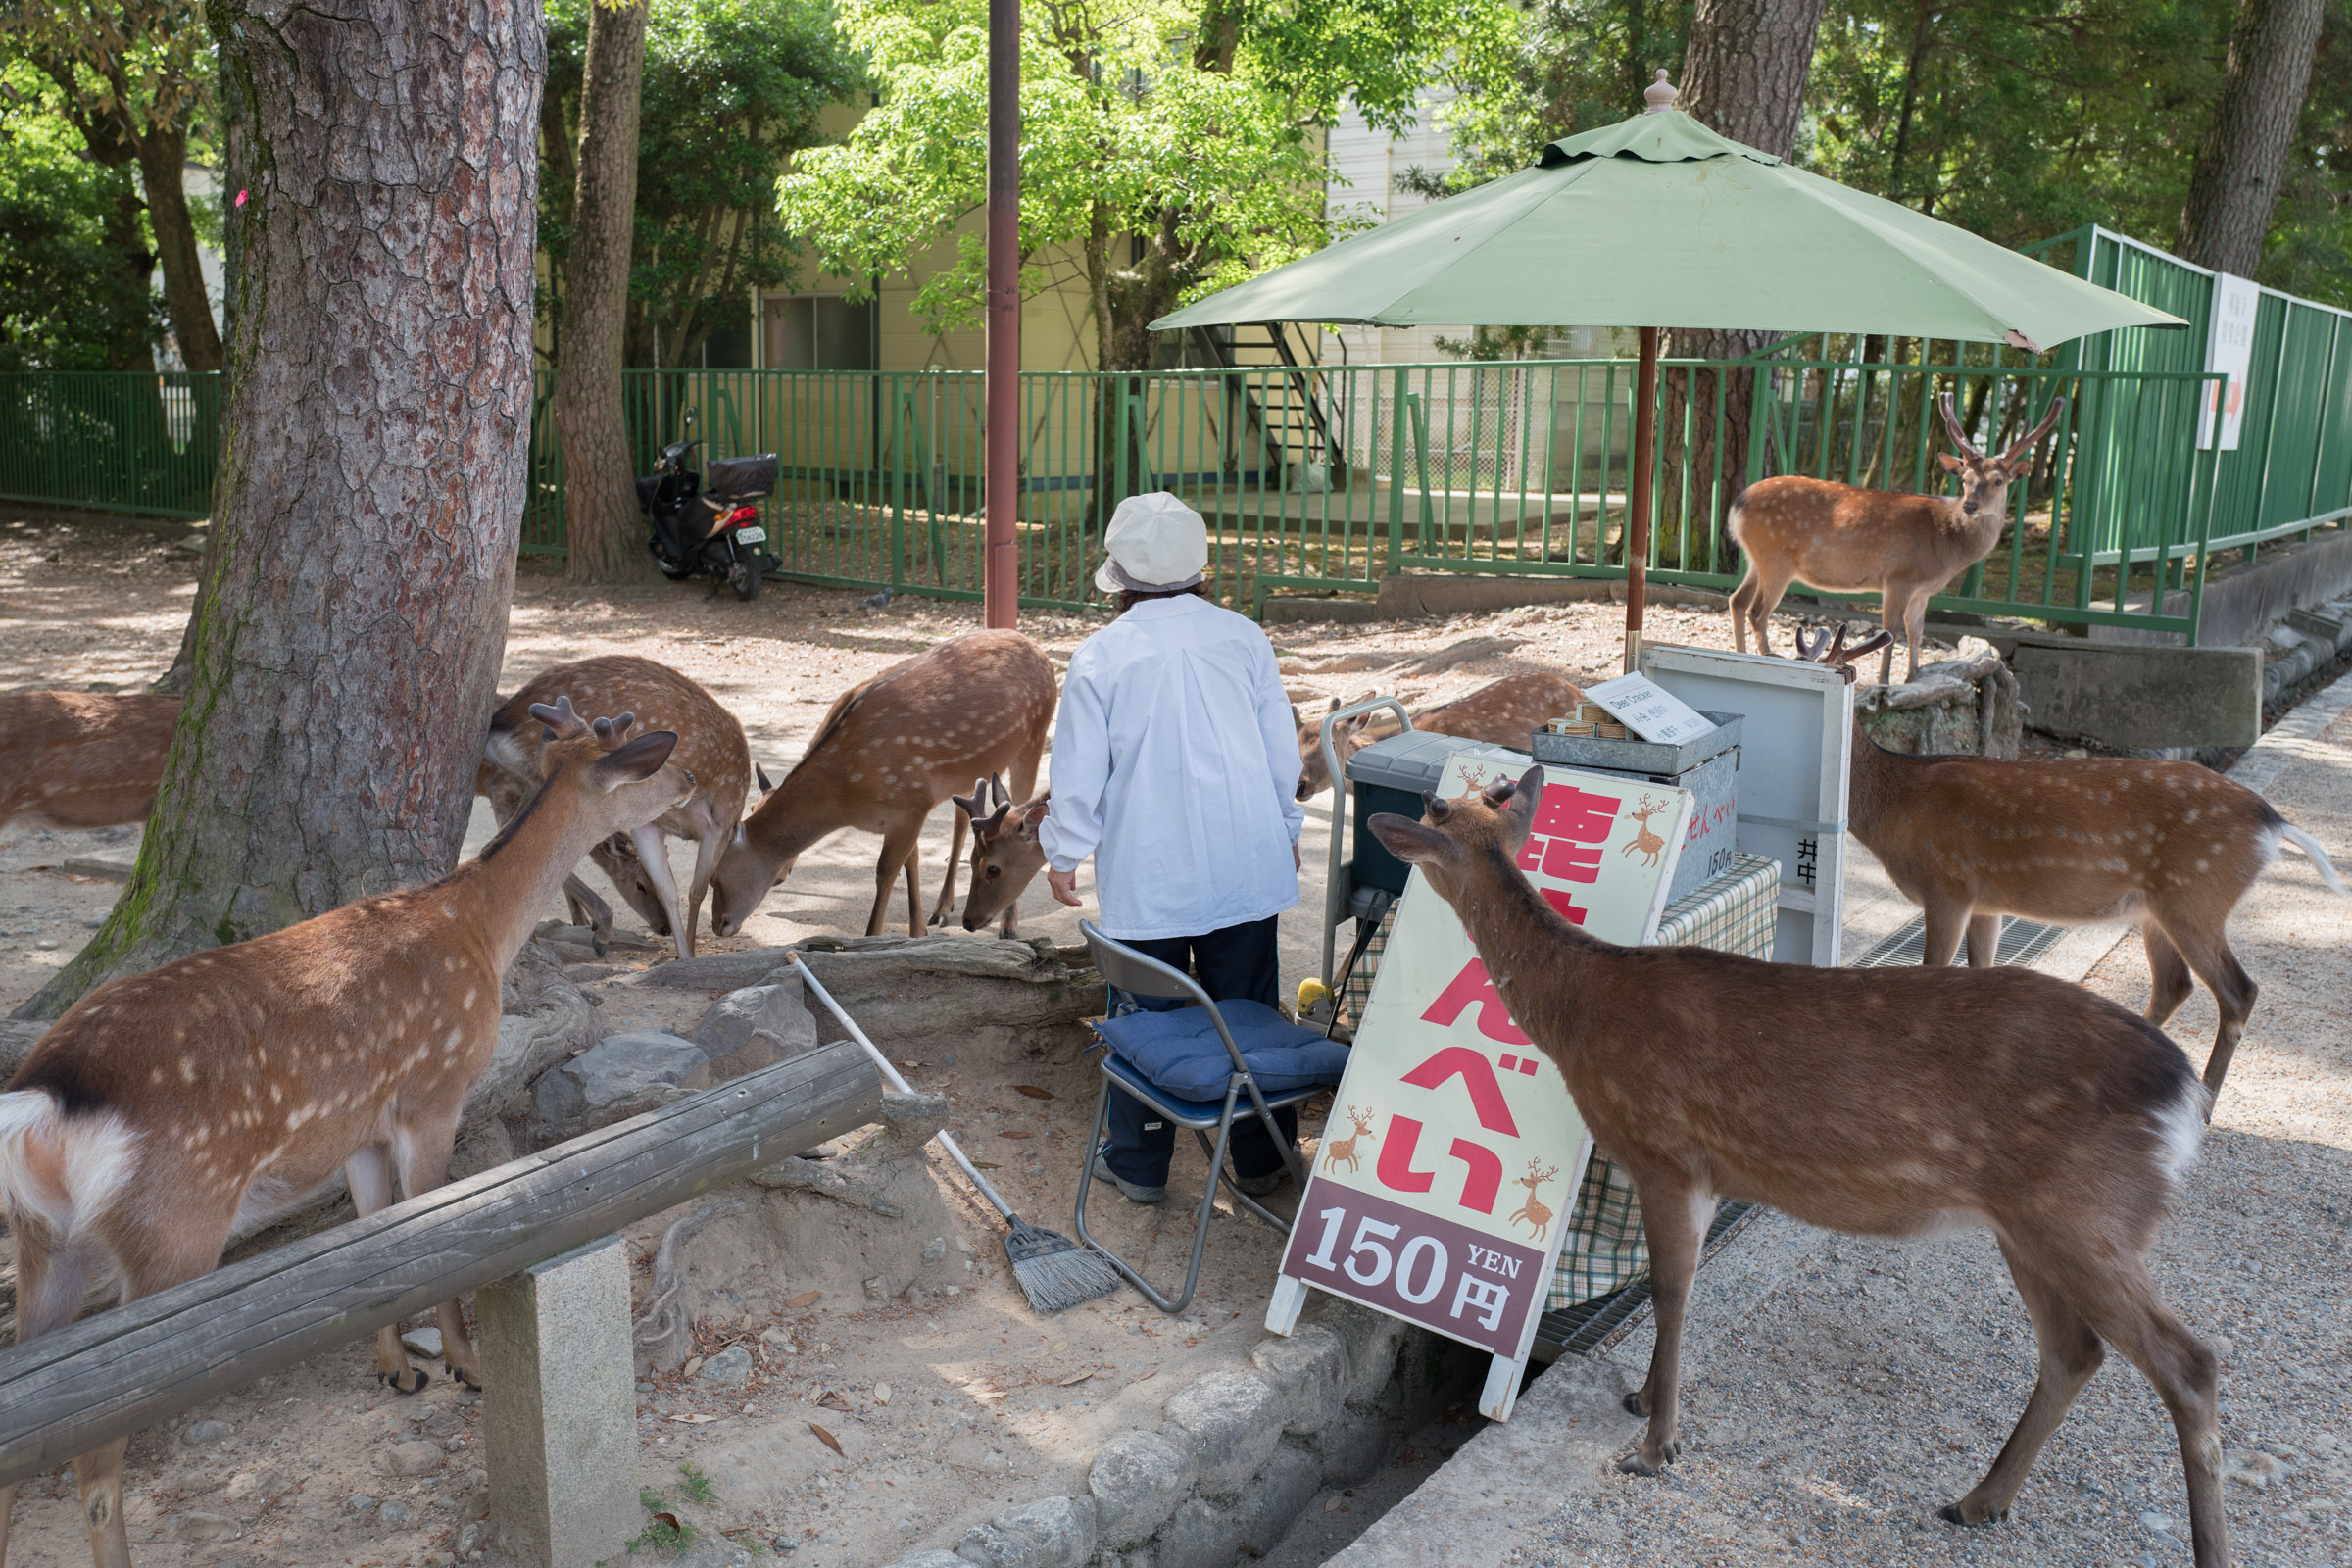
[
  {"x1": 1293, "y1": 670, "x2": 1588, "y2": 800},
  {"x1": 479, "y1": 656, "x2": 752, "y2": 960},
  {"x1": 710, "y1": 631, "x2": 1057, "y2": 939},
  {"x1": 1798, "y1": 624, "x2": 2346, "y2": 1104},
  {"x1": 1507, "y1": 1159, "x2": 1559, "y2": 1243},
  {"x1": 1621, "y1": 795, "x2": 1669, "y2": 867},
  {"x1": 0, "y1": 691, "x2": 179, "y2": 835},
  {"x1": 948, "y1": 774, "x2": 1051, "y2": 935},
  {"x1": 1320, "y1": 1105, "x2": 1376, "y2": 1175},
  {"x1": 1728, "y1": 392, "x2": 2068, "y2": 684},
  {"x1": 0, "y1": 699, "x2": 692, "y2": 1568},
  {"x1": 1371, "y1": 774, "x2": 2229, "y2": 1566}
]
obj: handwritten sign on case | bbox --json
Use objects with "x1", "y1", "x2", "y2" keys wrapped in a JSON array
[{"x1": 1580, "y1": 671, "x2": 1716, "y2": 745}]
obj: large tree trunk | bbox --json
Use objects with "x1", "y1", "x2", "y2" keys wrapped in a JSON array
[
  {"x1": 21, "y1": 0, "x2": 545, "y2": 1020},
  {"x1": 131, "y1": 120, "x2": 225, "y2": 375},
  {"x1": 553, "y1": 0, "x2": 652, "y2": 582},
  {"x1": 2176, "y1": 0, "x2": 2326, "y2": 274},
  {"x1": 1659, "y1": 0, "x2": 1826, "y2": 566}
]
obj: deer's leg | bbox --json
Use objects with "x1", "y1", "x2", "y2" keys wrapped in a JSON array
[
  {"x1": 395, "y1": 1112, "x2": 482, "y2": 1388},
  {"x1": 1617, "y1": 1175, "x2": 1710, "y2": 1475},
  {"x1": 1963, "y1": 910, "x2": 2002, "y2": 967},
  {"x1": 867, "y1": 824, "x2": 923, "y2": 937},
  {"x1": 1921, "y1": 899, "x2": 1973, "y2": 966},
  {"x1": 2141, "y1": 920, "x2": 2196, "y2": 1028},
  {"x1": 2, "y1": 1232, "x2": 104, "y2": 1566},
  {"x1": 1944, "y1": 1238, "x2": 2105, "y2": 1528},
  {"x1": 630, "y1": 823, "x2": 692, "y2": 960},
  {"x1": 562, "y1": 873, "x2": 616, "y2": 953},
  {"x1": 348, "y1": 1144, "x2": 428, "y2": 1393},
  {"x1": 1729, "y1": 568, "x2": 1757, "y2": 654},
  {"x1": 681, "y1": 806, "x2": 726, "y2": 951},
  {"x1": 588, "y1": 834, "x2": 672, "y2": 938},
  {"x1": 929, "y1": 805, "x2": 968, "y2": 928},
  {"x1": 1747, "y1": 564, "x2": 1799, "y2": 657},
  {"x1": 2152, "y1": 913, "x2": 2258, "y2": 1102},
  {"x1": 1894, "y1": 583, "x2": 1932, "y2": 684}
]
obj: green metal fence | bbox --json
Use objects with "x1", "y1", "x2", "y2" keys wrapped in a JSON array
[{"x1": 0, "y1": 370, "x2": 220, "y2": 518}]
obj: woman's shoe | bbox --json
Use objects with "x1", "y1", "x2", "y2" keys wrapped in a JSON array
[{"x1": 1093, "y1": 1147, "x2": 1166, "y2": 1203}]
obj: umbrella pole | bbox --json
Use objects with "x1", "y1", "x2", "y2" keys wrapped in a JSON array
[{"x1": 1624, "y1": 325, "x2": 1659, "y2": 673}]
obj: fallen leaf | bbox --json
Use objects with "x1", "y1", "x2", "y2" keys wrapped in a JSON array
[
  {"x1": 999, "y1": 1130, "x2": 1032, "y2": 1140},
  {"x1": 808, "y1": 1423, "x2": 843, "y2": 1456},
  {"x1": 785, "y1": 1291, "x2": 820, "y2": 1309},
  {"x1": 682, "y1": 1355, "x2": 705, "y2": 1377},
  {"x1": 874, "y1": 1382, "x2": 893, "y2": 1404},
  {"x1": 1058, "y1": 1371, "x2": 1094, "y2": 1387},
  {"x1": 1324, "y1": 1496, "x2": 1346, "y2": 1513},
  {"x1": 653, "y1": 1512, "x2": 682, "y2": 1530},
  {"x1": 667, "y1": 1414, "x2": 717, "y2": 1425},
  {"x1": 897, "y1": 1060, "x2": 921, "y2": 1069},
  {"x1": 1013, "y1": 1085, "x2": 1055, "y2": 1100},
  {"x1": 972, "y1": 1161, "x2": 1003, "y2": 1169}
]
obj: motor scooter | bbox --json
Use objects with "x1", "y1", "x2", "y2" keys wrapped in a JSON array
[{"x1": 636, "y1": 405, "x2": 780, "y2": 600}]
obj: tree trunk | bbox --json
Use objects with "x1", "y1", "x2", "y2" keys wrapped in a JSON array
[
  {"x1": 2176, "y1": 0, "x2": 2326, "y2": 274},
  {"x1": 21, "y1": 0, "x2": 545, "y2": 1020},
  {"x1": 1658, "y1": 0, "x2": 1826, "y2": 564},
  {"x1": 132, "y1": 120, "x2": 225, "y2": 374},
  {"x1": 553, "y1": 0, "x2": 652, "y2": 582}
]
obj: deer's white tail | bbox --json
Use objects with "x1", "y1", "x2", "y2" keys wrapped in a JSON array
[
  {"x1": 2275, "y1": 820, "x2": 2348, "y2": 896},
  {"x1": 2150, "y1": 1074, "x2": 2209, "y2": 1189},
  {"x1": 0, "y1": 1090, "x2": 138, "y2": 1240}
]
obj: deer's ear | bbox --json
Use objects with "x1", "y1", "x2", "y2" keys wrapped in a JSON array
[
  {"x1": 1496, "y1": 765, "x2": 1543, "y2": 852},
  {"x1": 2001, "y1": 457, "x2": 2034, "y2": 481},
  {"x1": 591, "y1": 730, "x2": 679, "y2": 788},
  {"x1": 1019, "y1": 799, "x2": 1051, "y2": 835},
  {"x1": 1936, "y1": 452, "x2": 1965, "y2": 473},
  {"x1": 1369, "y1": 812, "x2": 1451, "y2": 865}
]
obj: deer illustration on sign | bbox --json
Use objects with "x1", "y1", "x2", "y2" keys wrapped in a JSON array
[
  {"x1": 1508, "y1": 1160, "x2": 1560, "y2": 1243},
  {"x1": 1622, "y1": 795, "x2": 1670, "y2": 867},
  {"x1": 1323, "y1": 1106, "x2": 1377, "y2": 1174}
]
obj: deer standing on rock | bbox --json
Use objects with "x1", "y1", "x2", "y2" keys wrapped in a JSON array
[
  {"x1": 0, "y1": 699, "x2": 693, "y2": 1568},
  {"x1": 1293, "y1": 670, "x2": 1587, "y2": 800},
  {"x1": 478, "y1": 656, "x2": 752, "y2": 960},
  {"x1": 1729, "y1": 392, "x2": 2067, "y2": 684},
  {"x1": 949, "y1": 774, "x2": 1051, "y2": 935},
  {"x1": 1800, "y1": 624, "x2": 2346, "y2": 1103},
  {"x1": 0, "y1": 691, "x2": 179, "y2": 836},
  {"x1": 1371, "y1": 773, "x2": 2230, "y2": 1567},
  {"x1": 710, "y1": 631, "x2": 1057, "y2": 939}
]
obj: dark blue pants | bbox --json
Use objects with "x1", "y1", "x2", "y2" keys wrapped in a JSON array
[{"x1": 1101, "y1": 914, "x2": 1300, "y2": 1186}]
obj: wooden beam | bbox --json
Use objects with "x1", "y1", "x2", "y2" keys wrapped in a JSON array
[{"x1": 0, "y1": 1042, "x2": 879, "y2": 1488}]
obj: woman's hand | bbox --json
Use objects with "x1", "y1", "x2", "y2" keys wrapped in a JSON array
[{"x1": 1047, "y1": 868, "x2": 1084, "y2": 907}]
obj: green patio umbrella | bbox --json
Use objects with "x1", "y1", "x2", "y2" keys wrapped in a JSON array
[{"x1": 1153, "y1": 75, "x2": 2188, "y2": 667}]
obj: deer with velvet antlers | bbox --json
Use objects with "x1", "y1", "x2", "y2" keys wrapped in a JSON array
[
  {"x1": 1728, "y1": 392, "x2": 2067, "y2": 684},
  {"x1": 1800, "y1": 623, "x2": 2345, "y2": 1103},
  {"x1": 948, "y1": 774, "x2": 1051, "y2": 935},
  {"x1": 0, "y1": 698, "x2": 692, "y2": 1568},
  {"x1": 1370, "y1": 773, "x2": 2230, "y2": 1567}
]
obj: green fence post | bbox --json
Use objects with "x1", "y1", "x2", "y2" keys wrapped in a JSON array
[{"x1": 1387, "y1": 367, "x2": 1406, "y2": 577}]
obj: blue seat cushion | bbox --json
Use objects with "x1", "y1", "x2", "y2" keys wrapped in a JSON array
[{"x1": 1091, "y1": 1000, "x2": 1348, "y2": 1102}]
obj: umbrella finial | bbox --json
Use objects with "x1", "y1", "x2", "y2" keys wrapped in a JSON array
[{"x1": 1643, "y1": 70, "x2": 1680, "y2": 114}]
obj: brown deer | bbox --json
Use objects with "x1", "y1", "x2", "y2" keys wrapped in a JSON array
[
  {"x1": 0, "y1": 698, "x2": 692, "y2": 1568},
  {"x1": 0, "y1": 691, "x2": 179, "y2": 835},
  {"x1": 1728, "y1": 392, "x2": 2068, "y2": 684},
  {"x1": 1370, "y1": 773, "x2": 2228, "y2": 1567},
  {"x1": 1507, "y1": 1159, "x2": 1559, "y2": 1243},
  {"x1": 947, "y1": 774, "x2": 1051, "y2": 935},
  {"x1": 710, "y1": 631, "x2": 1056, "y2": 939},
  {"x1": 1320, "y1": 1105, "x2": 1376, "y2": 1175},
  {"x1": 1293, "y1": 670, "x2": 1587, "y2": 800},
  {"x1": 478, "y1": 656, "x2": 752, "y2": 960},
  {"x1": 1797, "y1": 624, "x2": 2346, "y2": 1103},
  {"x1": 1621, "y1": 795, "x2": 1669, "y2": 867}
]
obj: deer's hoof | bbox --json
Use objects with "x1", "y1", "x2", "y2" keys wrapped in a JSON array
[
  {"x1": 1615, "y1": 1446, "x2": 1674, "y2": 1477},
  {"x1": 1938, "y1": 1502, "x2": 2004, "y2": 1528},
  {"x1": 450, "y1": 1363, "x2": 483, "y2": 1391},
  {"x1": 1621, "y1": 1391, "x2": 1649, "y2": 1418},
  {"x1": 382, "y1": 1367, "x2": 429, "y2": 1396}
]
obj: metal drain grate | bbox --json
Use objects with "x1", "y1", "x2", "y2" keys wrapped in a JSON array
[{"x1": 1849, "y1": 912, "x2": 2065, "y2": 969}]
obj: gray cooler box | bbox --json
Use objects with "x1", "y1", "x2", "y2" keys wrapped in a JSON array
[{"x1": 1343, "y1": 730, "x2": 1532, "y2": 906}]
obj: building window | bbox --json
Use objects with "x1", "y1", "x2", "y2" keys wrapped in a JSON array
[{"x1": 766, "y1": 294, "x2": 874, "y2": 370}]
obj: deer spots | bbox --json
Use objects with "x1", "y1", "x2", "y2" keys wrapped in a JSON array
[{"x1": 178, "y1": 1057, "x2": 197, "y2": 1084}]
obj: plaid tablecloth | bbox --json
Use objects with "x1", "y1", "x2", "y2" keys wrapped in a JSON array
[{"x1": 1322, "y1": 853, "x2": 1783, "y2": 1311}]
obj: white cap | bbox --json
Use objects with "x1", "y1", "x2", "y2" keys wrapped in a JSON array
[{"x1": 1095, "y1": 492, "x2": 1208, "y2": 595}]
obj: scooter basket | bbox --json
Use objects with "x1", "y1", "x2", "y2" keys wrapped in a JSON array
[{"x1": 705, "y1": 454, "x2": 778, "y2": 500}]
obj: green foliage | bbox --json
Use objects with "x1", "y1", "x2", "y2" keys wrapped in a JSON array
[
  {"x1": 676, "y1": 1461, "x2": 713, "y2": 1502},
  {"x1": 627, "y1": 1486, "x2": 697, "y2": 1554},
  {"x1": 543, "y1": 0, "x2": 862, "y2": 368},
  {"x1": 0, "y1": 62, "x2": 162, "y2": 369}
]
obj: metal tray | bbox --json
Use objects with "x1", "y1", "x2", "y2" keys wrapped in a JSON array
[{"x1": 1528, "y1": 710, "x2": 1742, "y2": 775}]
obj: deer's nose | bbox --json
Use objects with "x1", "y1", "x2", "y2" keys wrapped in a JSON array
[{"x1": 1961, "y1": 502, "x2": 1979, "y2": 515}]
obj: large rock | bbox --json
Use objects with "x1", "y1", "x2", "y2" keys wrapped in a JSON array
[
  {"x1": 1088, "y1": 1430, "x2": 1194, "y2": 1550},
  {"x1": 0, "y1": 1018, "x2": 48, "y2": 1080},
  {"x1": 791, "y1": 935, "x2": 1104, "y2": 1043},
  {"x1": 531, "y1": 1031, "x2": 709, "y2": 1130},
  {"x1": 464, "y1": 983, "x2": 595, "y2": 1124},
  {"x1": 1163, "y1": 1369, "x2": 1284, "y2": 1500},
  {"x1": 1317, "y1": 1299, "x2": 1409, "y2": 1406},
  {"x1": 954, "y1": 1495, "x2": 1095, "y2": 1568},
  {"x1": 1238, "y1": 1446, "x2": 1321, "y2": 1554},
  {"x1": 692, "y1": 976, "x2": 818, "y2": 1081},
  {"x1": 1151, "y1": 1499, "x2": 1242, "y2": 1568},
  {"x1": 1250, "y1": 1326, "x2": 1348, "y2": 1435}
]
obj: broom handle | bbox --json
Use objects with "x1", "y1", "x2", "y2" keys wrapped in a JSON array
[{"x1": 791, "y1": 956, "x2": 1021, "y2": 1223}]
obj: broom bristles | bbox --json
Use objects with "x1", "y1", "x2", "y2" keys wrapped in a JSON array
[{"x1": 1004, "y1": 1216, "x2": 1122, "y2": 1313}]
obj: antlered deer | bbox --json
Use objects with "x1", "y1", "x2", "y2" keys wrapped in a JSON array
[
  {"x1": 1620, "y1": 795, "x2": 1669, "y2": 867},
  {"x1": 1507, "y1": 1159, "x2": 1559, "y2": 1243},
  {"x1": 0, "y1": 691, "x2": 179, "y2": 835},
  {"x1": 948, "y1": 775, "x2": 1051, "y2": 935},
  {"x1": 1320, "y1": 1105, "x2": 1376, "y2": 1175},
  {"x1": 1728, "y1": 392, "x2": 2068, "y2": 684},
  {"x1": 1798, "y1": 624, "x2": 2347, "y2": 1103},
  {"x1": 478, "y1": 656, "x2": 752, "y2": 959},
  {"x1": 1370, "y1": 773, "x2": 2228, "y2": 1567},
  {"x1": 0, "y1": 699, "x2": 692, "y2": 1568},
  {"x1": 1293, "y1": 671, "x2": 1587, "y2": 800},
  {"x1": 710, "y1": 631, "x2": 1056, "y2": 939}
]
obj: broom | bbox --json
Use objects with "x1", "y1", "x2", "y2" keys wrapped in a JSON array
[{"x1": 791, "y1": 956, "x2": 1123, "y2": 1314}]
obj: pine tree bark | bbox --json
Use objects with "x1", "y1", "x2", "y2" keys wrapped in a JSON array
[
  {"x1": 2176, "y1": 0, "x2": 2326, "y2": 274},
  {"x1": 21, "y1": 0, "x2": 545, "y2": 1019},
  {"x1": 1659, "y1": 0, "x2": 1827, "y2": 564},
  {"x1": 553, "y1": 0, "x2": 653, "y2": 582}
]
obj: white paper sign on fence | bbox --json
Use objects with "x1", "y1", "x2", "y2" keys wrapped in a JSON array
[
  {"x1": 2201, "y1": 272, "x2": 2260, "y2": 452},
  {"x1": 1580, "y1": 671, "x2": 1716, "y2": 745}
]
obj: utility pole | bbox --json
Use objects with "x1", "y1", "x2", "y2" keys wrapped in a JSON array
[{"x1": 982, "y1": 0, "x2": 1019, "y2": 628}]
